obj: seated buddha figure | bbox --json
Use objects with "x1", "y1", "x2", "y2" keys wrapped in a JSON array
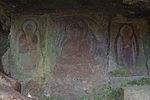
[
  {"x1": 61, "y1": 23, "x2": 90, "y2": 58},
  {"x1": 54, "y1": 23, "x2": 96, "y2": 77}
]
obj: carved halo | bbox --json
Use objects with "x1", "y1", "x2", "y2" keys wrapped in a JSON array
[
  {"x1": 120, "y1": 24, "x2": 133, "y2": 37},
  {"x1": 22, "y1": 20, "x2": 37, "y2": 34}
]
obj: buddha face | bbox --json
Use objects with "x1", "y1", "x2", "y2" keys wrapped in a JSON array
[
  {"x1": 24, "y1": 24, "x2": 34, "y2": 34},
  {"x1": 23, "y1": 20, "x2": 37, "y2": 34},
  {"x1": 67, "y1": 24, "x2": 84, "y2": 40},
  {"x1": 120, "y1": 25, "x2": 133, "y2": 38}
]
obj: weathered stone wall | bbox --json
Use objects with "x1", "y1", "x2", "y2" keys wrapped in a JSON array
[
  {"x1": 3, "y1": 8, "x2": 150, "y2": 99},
  {"x1": 8, "y1": 10, "x2": 111, "y2": 98}
]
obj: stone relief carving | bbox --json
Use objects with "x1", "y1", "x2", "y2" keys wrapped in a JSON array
[
  {"x1": 114, "y1": 24, "x2": 139, "y2": 67},
  {"x1": 15, "y1": 19, "x2": 41, "y2": 70},
  {"x1": 17, "y1": 19, "x2": 40, "y2": 53},
  {"x1": 54, "y1": 17, "x2": 98, "y2": 77}
]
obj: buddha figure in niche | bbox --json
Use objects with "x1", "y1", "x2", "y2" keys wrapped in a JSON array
[
  {"x1": 115, "y1": 24, "x2": 138, "y2": 67},
  {"x1": 18, "y1": 20, "x2": 38, "y2": 53},
  {"x1": 17, "y1": 20, "x2": 41, "y2": 70},
  {"x1": 54, "y1": 21, "x2": 97, "y2": 77}
]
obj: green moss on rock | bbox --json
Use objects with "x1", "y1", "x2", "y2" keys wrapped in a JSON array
[
  {"x1": 128, "y1": 78, "x2": 150, "y2": 85},
  {"x1": 109, "y1": 68, "x2": 130, "y2": 77}
]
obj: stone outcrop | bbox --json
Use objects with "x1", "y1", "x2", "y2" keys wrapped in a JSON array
[
  {"x1": 0, "y1": 72, "x2": 34, "y2": 100},
  {"x1": 0, "y1": 72, "x2": 21, "y2": 92},
  {"x1": 0, "y1": 86, "x2": 34, "y2": 100},
  {"x1": 123, "y1": 86, "x2": 150, "y2": 100},
  {"x1": 1, "y1": 0, "x2": 150, "y2": 99},
  {"x1": 8, "y1": 9, "x2": 111, "y2": 98}
]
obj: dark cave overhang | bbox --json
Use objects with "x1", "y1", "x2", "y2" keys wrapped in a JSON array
[{"x1": 1, "y1": 0, "x2": 150, "y2": 18}]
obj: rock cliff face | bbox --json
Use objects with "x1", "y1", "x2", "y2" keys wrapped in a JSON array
[
  {"x1": 8, "y1": 9, "x2": 111, "y2": 98},
  {"x1": 1, "y1": 0, "x2": 150, "y2": 99},
  {"x1": 5, "y1": 9, "x2": 148, "y2": 99}
]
